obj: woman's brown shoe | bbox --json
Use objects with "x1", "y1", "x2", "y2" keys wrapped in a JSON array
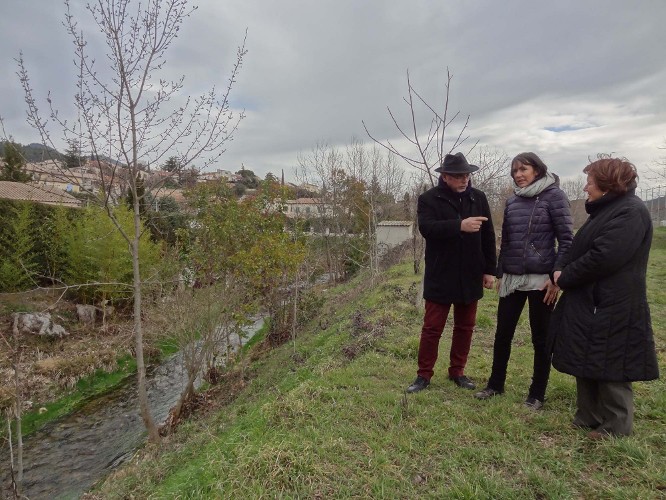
[
  {"x1": 588, "y1": 430, "x2": 613, "y2": 440},
  {"x1": 474, "y1": 387, "x2": 502, "y2": 400}
]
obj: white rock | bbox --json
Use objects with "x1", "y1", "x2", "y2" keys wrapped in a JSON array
[{"x1": 13, "y1": 312, "x2": 69, "y2": 338}]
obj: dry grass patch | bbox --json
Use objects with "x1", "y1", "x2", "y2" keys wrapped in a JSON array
[
  {"x1": 0, "y1": 288, "x2": 137, "y2": 414},
  {"x1": 33, "y1": 349, "x2": 118, "y2": 388}
]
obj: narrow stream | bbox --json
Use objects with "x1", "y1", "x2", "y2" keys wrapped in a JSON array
[{"x1": 1, "y1": 317, "x2": 264, "y2": 499}]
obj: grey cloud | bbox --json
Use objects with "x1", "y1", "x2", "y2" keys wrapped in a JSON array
[{"x1": 1, "y1": 0, "x2": 664, "y2": 181}]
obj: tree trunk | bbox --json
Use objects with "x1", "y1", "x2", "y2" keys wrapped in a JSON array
[
  {"x1": 132, "y1": 213, "x2": 159, "y2": 443},
  {"x1": 11, "y1": 314, "x2": 23, "y2": 492},
  {"x1": 169, "y1": 377, "x2": 196, "y2": 429}
]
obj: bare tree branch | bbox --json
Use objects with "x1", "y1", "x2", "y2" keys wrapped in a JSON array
[{"x1": 363, "y1": 68, "x2": 477, "y2": 188}]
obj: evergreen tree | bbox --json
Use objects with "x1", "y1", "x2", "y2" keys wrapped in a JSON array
[
  {"x1": 180, "y1": 167, "x2": 199, "y2": 188},
  {"x1": 146, "y1": 195, "x2": 186, "y2": 245},
  {"x1": 235, "y1": 167, "x2": 259, "y2": 188},
  {"x1": 163, "y1": 156, "x2": 180, "y2": 172},
  {"x1": 0, "y1": 141, "x2": 32, "y2": 182},
  {"x1": 0, "y1": 203, "x2": 38, "y2": 291},
  {"x1": 64, "y1": 140, "x2": 85, "y2": 169},
  {"x1": 162, "y1": 156, "x2": 182, "y2": 187},
  {"x1": 40, "y1": 205, "x2": 72, "y2": 284}
]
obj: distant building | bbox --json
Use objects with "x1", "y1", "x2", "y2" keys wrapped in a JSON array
[
  {"x1": 25, "y1": 159, "x2": 124, "y2": 200},
  {"x1": 376, "y1": 220, "x2": 413, "y2": 253},
  {"x1": 284, "y1": 182, "x2": 319, "y2": 196},
  {"x1": 0, "y1": 181, "x2": 82, "y2": 208},
  {"x1": 283, "y1": 198, "x2": 332, "y2": 218},
  {"x1": 198, "y1": 169, "x2": 237, "y2": 183}
]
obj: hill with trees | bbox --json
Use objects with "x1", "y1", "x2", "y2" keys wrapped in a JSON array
[{"x1": 0, "y1": 141, "x2": 62, "y2": 163}]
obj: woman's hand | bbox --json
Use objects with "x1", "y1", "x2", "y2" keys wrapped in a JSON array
[
  {"x1": 483, "y1": 274, "x2": 495, "y2": 289},
  {"x1": 541, "y1": 279, "x2": 560, "y2": 305},
  {"x1": 553, "y1": 270, "x2": 562, "y2": 286}
]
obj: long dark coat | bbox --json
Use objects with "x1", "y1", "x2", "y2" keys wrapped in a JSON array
[
  {"x1": 550, "y1": 190, "x2": 659, "y2": 382},
  {"x1": 418, "y1": 180, "x2": 497, "y2": 305}
]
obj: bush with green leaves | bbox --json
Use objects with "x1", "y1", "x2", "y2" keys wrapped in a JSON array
[
  {"x1": 63, "y1": 204, "x2": 162, "y2": 304},
  {"x1": 0, "y1": 141, "x2": 32, "y2": 182},
  {"x1": 0, "y1": 202, "x2": 39, "y2": 291},
  {"x1": 38, "y1": 205, "x2": 74, "y2": 285},
  {"x1": 183, "y1": 183, "x2": 307, "y2": 341}
]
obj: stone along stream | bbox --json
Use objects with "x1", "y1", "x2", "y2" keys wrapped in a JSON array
[{"x1": 1, "y1": 317, "x2": 264, "y2": 499}]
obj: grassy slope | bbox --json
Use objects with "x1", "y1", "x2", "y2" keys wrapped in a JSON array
[{"x1": 98, "y1": 228, "x2": 666, "y2": 499}]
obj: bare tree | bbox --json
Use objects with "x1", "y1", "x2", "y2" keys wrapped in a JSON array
[
  {"x1": 4, "y1": 315, "x2": 24, "y2": 496},
  {"x1": 363, "y1": 68, "x2": 477, "y2": 188},
  {"x1": 296, "y1": 142, "x2": 345, "y2": 281},
  {"x1": 156, "y1": 280, "x2": 251, "y2": 432},
  {"x1": 344, "y1": 139, "x2": 406, "y2": 280},
  {"x1": 645, "y1": 138, "x2": 666, "y2": 185},
  {"x1": 468, "y1": 145, "x2": 512, "y2": 220},
  {"x1": 560, "y1": 174, "x2": 588, "y2": 229},
  {"x1": 14, "y1": 0, "x2": 246, "y2": 442},
  {"x1": 560, "y1": 175, "x2": 587, "y2": 201},
  {"x1": 297, "y1": 139, "x2": 407, "y2": 282},
  {"x1": 402, "y1": 171, "x2": 428, "y2": 277}
]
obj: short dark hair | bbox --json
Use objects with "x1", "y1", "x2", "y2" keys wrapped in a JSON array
[
  {"x1": 511, "y1": 152, "x2": 548, "y2": 180},
  {"x1": 584, "y1": 154, "x2": 637, "y2": 194}
]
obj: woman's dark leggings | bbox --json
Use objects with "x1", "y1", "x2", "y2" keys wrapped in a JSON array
[{"x1": 487, "y1": 289, "x2": 553, "y2": 401}]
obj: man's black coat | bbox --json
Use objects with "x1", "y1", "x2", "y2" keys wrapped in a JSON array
[{"x1": 418, "y1": 181, "x2": 497, "y2": 305}]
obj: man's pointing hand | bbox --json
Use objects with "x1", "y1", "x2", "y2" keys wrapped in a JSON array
[{"x1": 461, "y1": 216, "x2": 488, "y2": 233}]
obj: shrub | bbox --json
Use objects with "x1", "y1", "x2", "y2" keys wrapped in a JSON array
[
  {"x1": 63, "y1": 205, "x2": 162, "y2": 304},
  {"x1": 0, "y1": 202, "x2": 38, "y2": 291}
]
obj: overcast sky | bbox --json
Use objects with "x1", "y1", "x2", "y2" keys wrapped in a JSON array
[{"x1": 1, "y1": 0, "x2": 665, "y2": 186}]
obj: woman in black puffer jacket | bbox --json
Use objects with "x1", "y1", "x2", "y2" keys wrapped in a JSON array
[
  {"x1": 475, "y1": 152, "x2": 573, "y2": 409},
  {"x1": 550, "y1": 156, "x2": 659, "y2": 438}
]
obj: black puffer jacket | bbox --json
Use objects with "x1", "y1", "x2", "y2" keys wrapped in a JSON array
[
  {"x1": 550, "y1": 190, "x2": 659, "y2": 382},
  {"x1": 497, "y1": 181, "x2": 573, "y2": 277},
  {"x1": 418, "y1": 181, "x2": 496, "y2": 304}
]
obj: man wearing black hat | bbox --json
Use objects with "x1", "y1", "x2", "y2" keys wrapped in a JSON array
[{"x1": 407, "y1": 152, "x2": 497, "y2": 393}]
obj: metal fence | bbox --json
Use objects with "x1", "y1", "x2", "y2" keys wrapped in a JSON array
[{"x1": 637, "y1": 185, "x2": 666, "y2": 226}]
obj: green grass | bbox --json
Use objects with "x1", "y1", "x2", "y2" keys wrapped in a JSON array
[
  {"x1": 96, "y1": 228, "x2": 666, "y2": 498},
  {"x1": 12, "y1": 355, "x2": 137, "y2": 438}
]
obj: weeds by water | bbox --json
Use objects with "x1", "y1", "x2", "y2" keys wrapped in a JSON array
[{"x1": 1, "y1": 355, "x2": 137, "y2": 444}]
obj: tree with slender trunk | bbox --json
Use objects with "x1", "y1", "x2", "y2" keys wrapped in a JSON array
[
  {"x1": 363, "y1": 70, "x2": 512, "y2": 282},
  {"x1": 646, "y1": 139, "x2": 666, "y2": 185},
  {"x1": 363, "y1": 68, "x2": 477, "y2": 189},
  {"x1": 14, "y1": 0, "x2": 246, "y2": 442}
]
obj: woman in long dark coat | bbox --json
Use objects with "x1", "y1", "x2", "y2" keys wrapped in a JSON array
[{"x1": 550, "y1": 156, "x2": 659, "y2": 438}]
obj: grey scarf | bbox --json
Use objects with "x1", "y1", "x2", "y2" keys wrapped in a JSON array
[{"x1": 514, "y1": 172, "x2": 556, "y2": 198}]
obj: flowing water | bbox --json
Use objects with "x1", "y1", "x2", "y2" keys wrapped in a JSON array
[{"x1": 1, "y1": 317, "x2": 264, "y2": 499}]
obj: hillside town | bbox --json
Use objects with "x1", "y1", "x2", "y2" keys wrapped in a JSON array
[{"x1": 0, "y1": 141, "x2": 419, "y2": 252}]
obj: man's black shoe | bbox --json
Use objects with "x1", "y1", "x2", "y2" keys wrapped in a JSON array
[
  {"x1": 449, "y1": 375, "x2": 476, "y2": 390},
  {"x1": 406, "y1": 376, "x2": 430, "y2": 393}
]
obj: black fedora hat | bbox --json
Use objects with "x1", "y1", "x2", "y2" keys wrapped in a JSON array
[{"x1": 435, "y1": 152, "x2": 479, "y2": 174}]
